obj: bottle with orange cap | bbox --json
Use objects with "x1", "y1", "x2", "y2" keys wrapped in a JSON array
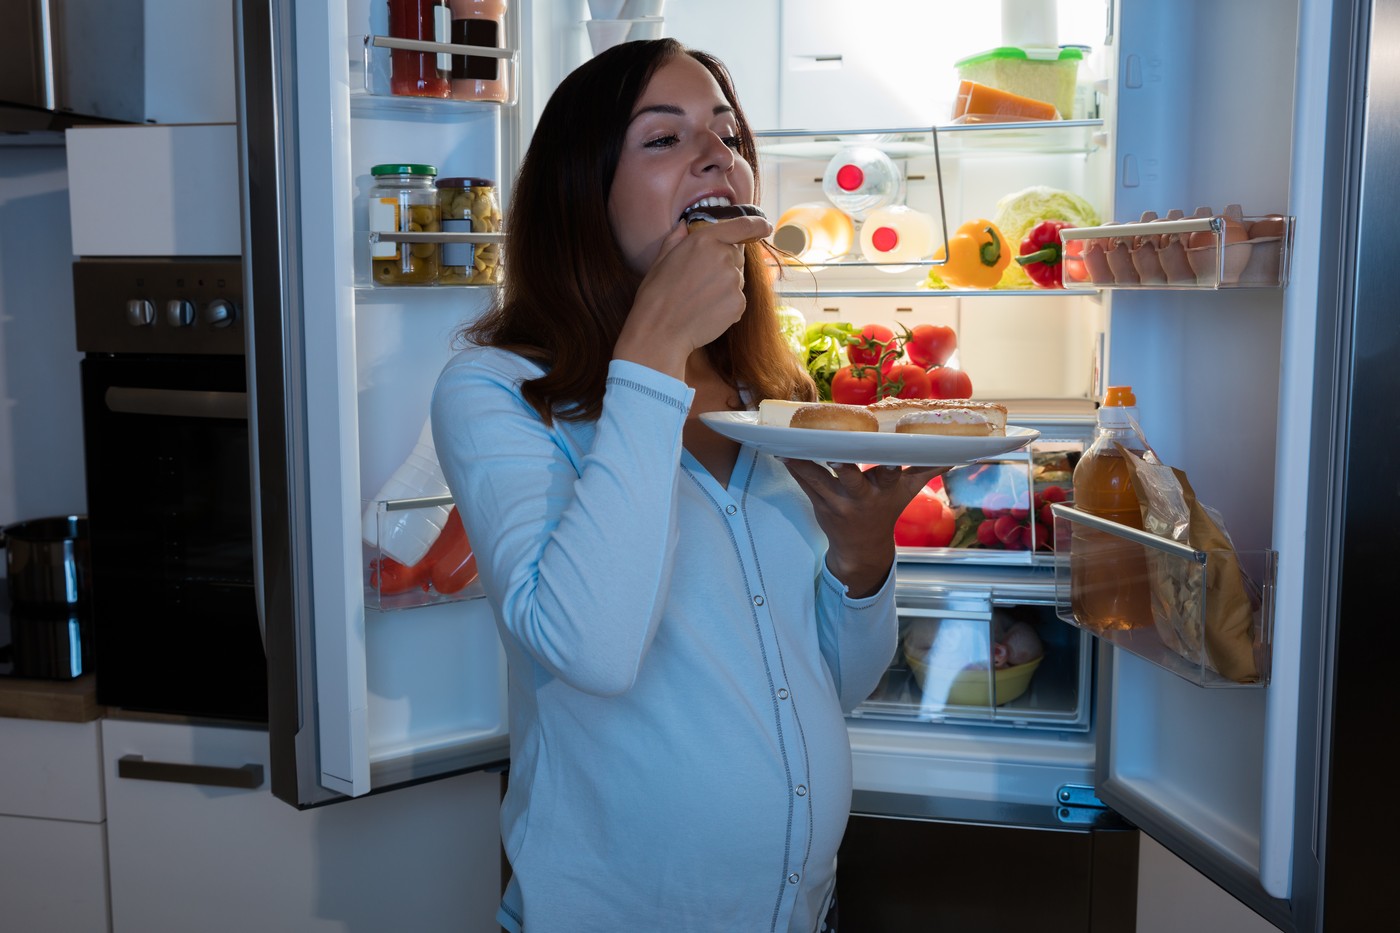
[{"x1": 1069, "y1": 386, "x2": 1155, "y2": 632}]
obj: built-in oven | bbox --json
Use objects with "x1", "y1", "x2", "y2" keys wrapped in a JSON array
[{"x1": 74, "y1": 257, "x2": 267, "y2": 722}]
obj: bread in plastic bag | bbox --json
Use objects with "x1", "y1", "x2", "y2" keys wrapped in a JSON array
[{"x1": 1121, "y1": 448, "x2": 1260, "y2": 683}]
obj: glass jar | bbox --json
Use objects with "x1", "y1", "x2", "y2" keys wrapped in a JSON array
[
  {"x1": 370, "y1": 163, "x2": 441, "y2": 286},
  {"x1": 388, "y1": 0, "x2": 451, "y2": 98},
  {"x1": 436, "y1": 177, "x2": 502, "y2": 285},
  {"x1": 446, "y1": 0, "x2": 509, "y2": 102}
]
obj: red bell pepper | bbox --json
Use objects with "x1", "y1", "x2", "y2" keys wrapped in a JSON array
[{"x1": 1014, "y1": 220, "x2": 1074, "y2": 288}]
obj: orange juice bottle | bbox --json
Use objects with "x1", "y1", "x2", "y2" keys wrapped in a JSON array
[
  {"x1": 1070, "y1": 386, "x2": 1154, "y2": 632},
  {"x1": 772, "y1": 202, "x2": 855, "y2": 264}
]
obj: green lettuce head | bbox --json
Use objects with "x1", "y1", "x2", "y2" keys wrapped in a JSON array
[{"x1": 991, "y1": 186, "x2": 1101, "y2": 289}]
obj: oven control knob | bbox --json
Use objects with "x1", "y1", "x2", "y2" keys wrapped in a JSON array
[
  {"x1": 166, "y1": 299, "x2": 196, "y2": 327},
  {"x1": 125, "y1": 299, "x2": 155, "y2": 327},
  {"x1": 201, "y1": 299, "x2": 238, "y2": 328}
]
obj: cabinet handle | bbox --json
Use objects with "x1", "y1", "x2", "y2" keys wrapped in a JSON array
[{"x1": 117, "y1": 754, "x2": 265, "y2": 789}]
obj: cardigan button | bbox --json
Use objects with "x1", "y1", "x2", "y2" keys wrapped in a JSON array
[
  {"x1": 725, "y1": 504, "x2": 737, "y2": 515},
  {"x1": 788, "y1": 873, "x2": 801, "y2": 884},
  {"x1": 753, "y1": 595, "x2": 764, "y2": 606}
]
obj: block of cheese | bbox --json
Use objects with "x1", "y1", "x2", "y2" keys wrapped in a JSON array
[
  {"x1": 951, "y1": 80, "x2": 1059, "y2": 122},
  {"x1": 758, "y1": 399, "x2": 808, "y2": 428}
]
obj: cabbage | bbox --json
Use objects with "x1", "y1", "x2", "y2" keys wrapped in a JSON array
[{"x1": 991, "y1": 186, "x2": 1102, "y2": 289}]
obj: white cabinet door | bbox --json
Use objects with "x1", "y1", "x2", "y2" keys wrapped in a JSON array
[
  {"x1": 0, "y1": 815, "x2": 110, "y2": 932},
  {"x1": 103, "y1": 718, "x2": 502, "y2": 933},
  {"x1": 0, "y1": 717, "x2": 109, "y2": 933}
]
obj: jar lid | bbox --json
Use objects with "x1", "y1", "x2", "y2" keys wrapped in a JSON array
[
  {"x1": 371, "y1": 163, "x2": 438, "y2": 177},
  {"x1": 436, "y1": 176, "x2": 496, "y2": 188}
]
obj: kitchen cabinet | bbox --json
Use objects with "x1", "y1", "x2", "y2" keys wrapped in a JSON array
[
  {"x1": 102, "y1": 717, "x2": 503, "y2": 933},
  {"x1": 0, "y1": 715, "x2": 110, "y2": 933}
]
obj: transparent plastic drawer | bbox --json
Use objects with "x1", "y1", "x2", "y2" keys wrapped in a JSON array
[
  {"x1": 1050, "y1": 504, "x2": 1274, "y2": 687},
  {"x1": 853, "y1": 593, "x2": 1091, "y2": 732},
  {"x1": 897, "y1": 418, "x2": 1090, "y2": 566},
  {"x1": 1059, "y1": 206, "x2": 1294, "y2": 289},
  {"x1": 362, "y1": 496, "x2": 485, "y2": 611}
]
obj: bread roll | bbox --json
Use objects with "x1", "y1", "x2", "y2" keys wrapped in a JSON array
[
  {"x1": 789, "y1": 403, "x2": 879, "y2": 432},
  {"x1": 868, "y1": 397, "x2": 1007, "y2": 435}
]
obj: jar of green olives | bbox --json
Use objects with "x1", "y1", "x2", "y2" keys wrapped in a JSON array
[
  {"x1": 436, "y1": 177, "x2": 502, "y2": 285},
  {"x1": 370, "y1": 163, "x2": 441, "y2": 286}
]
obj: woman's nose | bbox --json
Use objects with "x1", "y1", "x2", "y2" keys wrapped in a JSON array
[{"x1": 693, "y1": 132, "x2": 735, "y2": 174}]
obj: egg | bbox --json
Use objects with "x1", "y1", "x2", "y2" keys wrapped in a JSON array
[
  {"x1": 1248, "y1": 215, "x2": 1287, "y2": 239},
  {"x1": 1187, "y1": 215, "x2": 1249, "y2": 249}
]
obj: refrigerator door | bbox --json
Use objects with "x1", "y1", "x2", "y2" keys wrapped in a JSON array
[
  {"x1": 1092, "y1": 1, "x2": 1383, "y2": 929},
  {"x1": 235, "y1": 0, "x2": 510, "y2": 807}
]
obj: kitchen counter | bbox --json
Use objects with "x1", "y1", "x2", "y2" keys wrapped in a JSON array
[{"x1": 0, "y1": 673, "x2": 102, "y2": 722}]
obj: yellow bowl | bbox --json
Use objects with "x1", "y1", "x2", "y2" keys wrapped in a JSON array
[{"x1": 904, "y1": 650, "x2": 1043, "y2": 706}]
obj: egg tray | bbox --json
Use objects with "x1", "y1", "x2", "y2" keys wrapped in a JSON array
[{"x1": 1059, "y1": 206, "x2": 1294, "y2": 289}]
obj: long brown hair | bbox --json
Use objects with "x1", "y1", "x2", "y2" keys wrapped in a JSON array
[{"x1": 462, "y1": 39, "x2": 815, "y2": 423}]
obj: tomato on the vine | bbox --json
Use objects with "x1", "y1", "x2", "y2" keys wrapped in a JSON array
[
  {"x1": 846, "y1": 324, "x2": 900, "y2": 373},
  {"x1": 902, "y1": 323, "x2": 957, "y2": 369},
  {"x1": 929, "y1": 366, "x2": 974, "y2": 399},
  {"x1": 894, "y1": 489, "x2": 957, "y2": 548},
  {"x1": 831, "y1": 365, "x2": 880, "y2": 405},
  {"x1": 885, "y1": 363, "x2": 933, "y2": 399}
]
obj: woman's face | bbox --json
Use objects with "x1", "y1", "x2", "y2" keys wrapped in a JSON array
[{"x1": 608, "y1": 54, "x2": 755, "y2": 274}]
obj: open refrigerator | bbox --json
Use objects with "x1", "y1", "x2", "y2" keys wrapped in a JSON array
[{"x1": 234, "y1": 1, "x2": 1393, "y2": 930}]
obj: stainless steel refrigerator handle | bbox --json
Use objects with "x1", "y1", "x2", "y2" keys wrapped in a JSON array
[
  {"x1": 117, "y1": 754, "x2": 265, "y2": 790},
  {"x1": 105, "y1": 387, "x2": 248, "y2": 420}
]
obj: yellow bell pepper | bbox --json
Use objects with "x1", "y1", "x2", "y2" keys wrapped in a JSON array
[{"x1": 934, "y1": 219, "x2": 1010, "y2": 289}]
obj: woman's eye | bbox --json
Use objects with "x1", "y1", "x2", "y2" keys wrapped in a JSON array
[
  {"x1": 644, "y1": 134, "x2": 678, "y2": 148},
  {"x1": 722, "y1": 136, "x2": 742, "y2": 149}
]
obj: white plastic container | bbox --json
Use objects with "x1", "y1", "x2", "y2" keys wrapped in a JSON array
[
  {"x1": 821, "y1": 145, "x2": 901, "y2": 220},
  {"x1": 859, "y1": 205, "x2": 940, "y2": 272},
  {"x1": 361, "y1": 419, "x2": 453, "y2": 567}
]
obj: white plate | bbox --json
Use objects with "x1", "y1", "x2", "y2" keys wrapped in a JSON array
[{"x1": 699, "y1": 412, "x2": 1039, "y2": 467}]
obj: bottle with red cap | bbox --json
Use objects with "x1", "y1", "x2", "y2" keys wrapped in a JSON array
[
  {"x1": 821, "y1": 145, "x2": 901, "y2": 220},
  {"x1": 858, "y1": 205, "x2": 939, "y2": 272},
  {"x1": 1069, "y1": 386, "x2": 1155, "y2": 633}
]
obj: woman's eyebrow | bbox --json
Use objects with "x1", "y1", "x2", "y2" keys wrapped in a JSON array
[{"x1": 631, "y1": 103, "x2": 736, "y2": 119}]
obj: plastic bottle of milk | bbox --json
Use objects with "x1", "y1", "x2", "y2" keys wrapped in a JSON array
[
  {"x1": 362, "y1": 418, "x2": 453, "y2": 567},
  {"x1": 859, "y1": 205, "x2": 940, "y2": 272},
  {"x1": 822, "y1": 146, "x2": 901, "y2": 220}
]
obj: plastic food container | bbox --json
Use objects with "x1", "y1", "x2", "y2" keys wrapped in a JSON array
[
  {"x1": 436, "y1": 177, "x2": 502, "y2": 285},
  {"x1": 954, "y1": 46, "x2": 1083, "y2": 120}
]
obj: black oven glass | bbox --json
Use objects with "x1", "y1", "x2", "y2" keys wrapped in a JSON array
[{"x1": 81, "y1": 353, "x2": 268, "y2": 722}]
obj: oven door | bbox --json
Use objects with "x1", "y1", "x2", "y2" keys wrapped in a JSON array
[{"x1": 80, "y1": 353, "x2": 268, "y2": 722}]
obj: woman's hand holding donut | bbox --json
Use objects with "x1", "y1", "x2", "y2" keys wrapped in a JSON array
[
  {"x1": 614, "y1": 214, "x2": 771, "y2": 379},
  {"x1": 782, "y1": 461, "x2": 949, "y2": 599}
]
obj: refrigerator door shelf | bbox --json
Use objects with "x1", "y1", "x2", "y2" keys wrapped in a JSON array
[
  {"x1": 1051, "y1": 504, "x2": 1276, "y2": 689},
  {"x1": 352, "y1": 35, "x2": 519, "y2": 109},
  {"x1": 362, "y1": 497, "x2": 486, "y2": 612},
  {"x1": 1061, "y1": 212, "x2": 1295, "y2": 289}
]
